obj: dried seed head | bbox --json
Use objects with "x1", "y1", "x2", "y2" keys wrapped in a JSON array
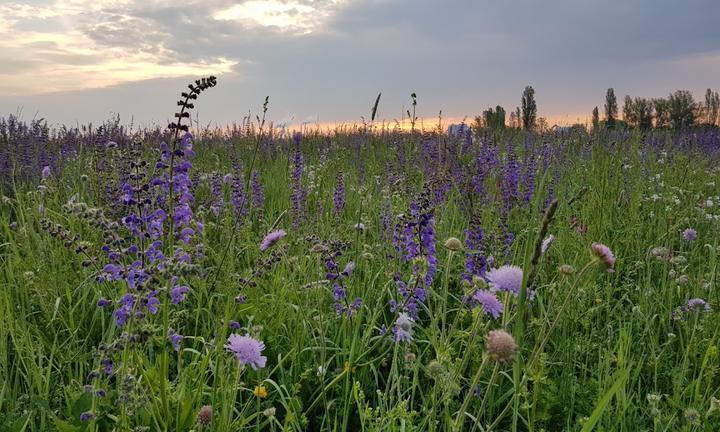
[{"x1": 485, "y1": 329, "x2": 518, "y2": 363}]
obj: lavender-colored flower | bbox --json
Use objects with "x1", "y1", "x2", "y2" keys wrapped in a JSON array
[
  {"x1": 225, "y1": 334, "x2": 267, "y2": 369},
  {"x1": 80, "y1": 411, "x2": 94, "y2": 422},
  {"x1": 97, "y1": 298, "x2": 111, "y2": 308},
  {"x1": 170, "y1": 285, "x2": 190, "y2": 304},
  {"x1": 168, "y1": 328, "x2": 183, "y2": 351},
  {"x1": 101, "y1": 358, "x2": 113, "y2": 376},
  {"x1": 486, "y1": 265, "x2": 523, "y2": 296},
  {"x1": 686, "y1": 298, "x2": 711, "y2": 312},
  {"x1": 41, "y1": 165, "x2": 51, "y2": 178},
  {"x1": 393, "y1": 312, "x2": 414, "y2": 342},
  {"x1": 290, "y1": 143, "x2": 306, "y2": 227},
  {"x1": 230, "y1": 170, "x2": 249, "y2": 219},
  {"x1": 228, "y1": 320, "x2": 241, "y2": 330},
  {"x1": 591, "y1": 243, "x2": 616, "y2": 273},
  {"x1": 260, "y1": 229, "x2": 286, "y2": 251},
  {"x1": 463, "y1": 214, "x2": 487, "y2": 280},
  {"x1": 682, "y1": 228, "x2": 697, "y2": 242},
  {"x1": 472, "y1": 290, "x2": 504, "y2": 319},
  {"x1": 251, "y1": 170, "x2": 264, "y2": 210}
]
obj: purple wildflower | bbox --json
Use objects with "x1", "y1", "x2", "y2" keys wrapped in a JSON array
[
  {"x1": 463, "y1": 214, "x2": 487, "y2": 280},
  {"x1": 170, "y1": 285, "x2": 190, "y2": 304},
  {"x1": 260, "y1": 229, "x2": 286, "y2": 252},
  {"x1": 168, "y1": 328, "x2": 183, "y2": 351},
  {"x1": 225, "y1": 334, "x2": 267, "y2": 369},
  {"x1": 472, "y1": 290, "x2": 504, "y2": 319},
  {"x1": 682, "y1": 228, "x2": 697, "y2": 242},
  {"x1": 393, "y1": 312, "x2": 414, "y2": 342},
  {"x1": 251, "y1": 170, "x2": 264, "y2": 210},
  {"x1": 591, "y1": 243, "x2": 616, "y2": 273},
  {"x1": 41, "y1": 165, "x2": 51, "y2": 179},
  {"x1": 686, "y1": 298, "x2": 711, "y2": 312},
  {"x1": 290, "y1": 142, "x2": 306, "y2": 227},
  {"x1": 486, "y1": 265, "x2": 523, "y2": 296},
  {"x1": 80, "y1": 411, "x2": 94, "y2": 422}
]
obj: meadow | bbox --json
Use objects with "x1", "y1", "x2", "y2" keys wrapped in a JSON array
[{"x1": 1, "y1": 78, "x2": 719, "y2": 431}]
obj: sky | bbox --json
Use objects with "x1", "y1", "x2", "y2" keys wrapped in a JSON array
[{"x1": 1, "y1": 0, "x2": 719, "y2": 129}]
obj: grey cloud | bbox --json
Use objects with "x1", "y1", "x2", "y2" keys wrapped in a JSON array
[{"x1": 2, "y1": 0, "x2": 720, "y2": 125}]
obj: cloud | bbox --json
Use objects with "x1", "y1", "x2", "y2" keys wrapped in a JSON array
[
  {"x1": 1, "y1": 0, "x2": 719, "y2": 125},
  {"x1": 0, "y1": 1, "x2": 237, "y2": 95}
]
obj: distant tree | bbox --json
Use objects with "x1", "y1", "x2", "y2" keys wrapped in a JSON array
[
  {"x1": 473, "y1": 115, "x2": 484, "y2": 130},
  {"x1": 634, "y1": 98, "x2": 653, "y2": 130},
  {"x1": 704, "y1": 88, "x2": 720, "y2": 126},
  {"x1": 521, "y1": 86, "x2": 537, "y2": 130},
  {"x1": 515, "y1": 106, "x2": 521, "y2": 128},
  {"x1": 653, "y1": 98, "x2": 670, "y2": 128},
  {"x1": 476, "y1": 105, "x2": 505, "y2": 130},
  {"x1": 480, "y1": 105, "x2": 506, "y2": 130},
  {"x1": 623, "y1": 96, "x2": 653, "y2": 130},
  {"x1": 592, "y1": 106, "x2": 599, "y2": 131},
  {"x1": 668, "y1": 90, "x2": 697, "y2": 129},
  {"x1": 604, "y1": 88, "x2": 618, "y2": 129},
  {"x1": 623, "y1": 95, "x2": 634, "y2": 125},
  {"x1": 509, "y1": 111, "x2": 518, "y2": 128},
  {"x1": 537, "y1": 117, "x2": 548, "y2": 132}
]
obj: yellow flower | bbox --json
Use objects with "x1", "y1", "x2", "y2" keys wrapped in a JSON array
[
  {"x1": 253, "y1": 385, "x2": 268, "y2": 399},
  {"x1": 594, "y1": 298, "x2": 603, "y2": 305},
  {"x1": 343, "y1": 361, "x2": 356, "y2": 374}
]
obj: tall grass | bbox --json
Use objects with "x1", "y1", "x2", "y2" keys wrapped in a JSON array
[{"x1": 1, "y1": 115, "x2": 719, "y2": 431}]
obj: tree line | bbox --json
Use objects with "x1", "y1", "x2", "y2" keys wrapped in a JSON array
[{"x1": 474, "y1": 86, "x2": 719, "y2": 132}]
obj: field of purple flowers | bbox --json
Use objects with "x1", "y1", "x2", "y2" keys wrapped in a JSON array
[{"x1": 1, "y1": 78, "x2": 719, "y2": 431}]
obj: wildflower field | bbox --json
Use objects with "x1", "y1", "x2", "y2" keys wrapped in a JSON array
[{"x1": 1, "y1": 79, "x2": 719, "y2": 431}]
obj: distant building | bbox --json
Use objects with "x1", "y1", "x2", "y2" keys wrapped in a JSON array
[{"x1": 447, "y1": 123, "x2": 471, "y2": 137}]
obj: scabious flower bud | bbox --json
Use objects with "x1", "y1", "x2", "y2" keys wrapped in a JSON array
[
  {"x1": 444, "y1": 237, "x2": 463, "y2": 251},
  {"x1": 471, "y1": 275, "x2": 489, "y2": 289},
  {"x1": 485, "y1": 329, "x2": 518, "y2": 363},
  {"x1": 426, "y1": 360, "x2": 445, "y2": 379},
  {"x1": 197, "y1": 405, "x2": 213, "y2": 426}
]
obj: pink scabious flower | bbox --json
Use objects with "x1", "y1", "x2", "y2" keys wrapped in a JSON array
[
  {"x1": 486, "y1": 265, "x2": 523, "y2": 296},
  {"x1": 591, "y1": 243, "x2": 616, "y2": 273},
  {"x1": 225, "y1": 334, "x2": 267, "y2": 369},
  {"x1": 259, "y1": 229, "x2": 286, "y2": 252},
  {"x1": 197, "y1": 405, "x2": 213, "y2": 427},
  {"x1": 682, "y1": 228, "x2": 697, "y2": 242}
]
